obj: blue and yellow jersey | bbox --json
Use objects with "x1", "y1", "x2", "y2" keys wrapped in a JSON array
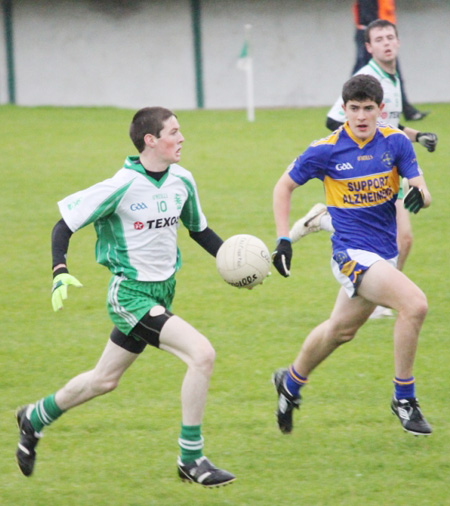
[{"x1": 288, "y1": 122, "x2": 421, "y2": 259}]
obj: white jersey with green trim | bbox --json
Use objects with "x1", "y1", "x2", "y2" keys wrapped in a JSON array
[
  {"x1": 58, "y1": 156, "x2": 208, "y2": 282},
  {"x1": 327, "y1": 59, "x2": 402, "y2": 128}
]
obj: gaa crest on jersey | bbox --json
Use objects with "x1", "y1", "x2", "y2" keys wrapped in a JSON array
[
  {"x1": 381, "y1": 152, "x2": 394, "y2": 169},
  {"x1": 130, "y1": 202, "x2": 148, "y2": 211}
]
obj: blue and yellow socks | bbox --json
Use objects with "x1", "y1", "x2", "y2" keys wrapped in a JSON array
[
  {"x1": 286, "y1": 369, "x2": 416, "y2": 400},
  {"x1": 393, "y1": 376, "x2": 415, "y2": 399},
  {"x1": 285, "y1": 365, "x2": 308, "y2": 397}
]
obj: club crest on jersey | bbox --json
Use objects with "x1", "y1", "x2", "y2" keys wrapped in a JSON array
[
  {"x1": 381, "y1": 152, "x2": 394, "y2": 169},
  {"x1": 174, "y1": 194, "x2": 183, "y2": 210},
  {"x1": 67, "y1": 198, "x2": 82, "y2": 210}
]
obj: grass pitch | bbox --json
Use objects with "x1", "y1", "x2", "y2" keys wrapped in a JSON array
[{"x1": 1, "y1": 103, "x2": 449, "y2": 505}]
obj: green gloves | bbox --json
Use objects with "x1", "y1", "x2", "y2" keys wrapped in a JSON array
[{"x1": 51, "y1": 273, "x2": 83, "y2": 311}]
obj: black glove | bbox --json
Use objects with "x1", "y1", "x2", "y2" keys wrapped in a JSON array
[
  {"x1": 272, "y1": 238, "x2": 292, "y2": 277},
  {"x1": 416, "y1": 132, "x2": 438, "y2": 152},
  {"x1": 404, "y1": 186, "x2": 425, "y2": 214}
]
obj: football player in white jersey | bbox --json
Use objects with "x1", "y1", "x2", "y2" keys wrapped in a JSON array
[
  {"x1": 327, "y1": 20, "x2": 437, "y2": 149},
  {"x1": 15, "y1": 107, "x2": 235, "y2": 488},
  {"x1": 293, "y1": 20, "x2": 438, "y2": 318}
]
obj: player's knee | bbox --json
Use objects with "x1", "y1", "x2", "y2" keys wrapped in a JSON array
[
  {"x1": 192, "y1": 341, "x2": 215, "y2": 374},
  {"x1": 90, "y1": 373, "x2": 120, "y2": 396},
  {"x1": 334, "y1": 331, "x2": 357, "y2": 345},
  {"x1": 101, "y1": 379, "x2": 119, "y2": 395},
  {"x1": 327, "y1": 322, "x2": 357, "y2": 345},
  {"x1": 417, "y1": 291, "x2": 428, "y2": 316},
  {"x1": 403, "y1": 291, "x2": 428, "y2": 322},
  {"x1": 329, "y1": 330, "x2": 356, "y2": 346},
  {"x1": 410, "y1": 291, "x2": 428, "y2": 320}
]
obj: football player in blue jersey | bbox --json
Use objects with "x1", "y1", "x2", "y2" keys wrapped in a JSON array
[
  {"x1": 299, "y1": 19, "x2": 438, "y2": 319},
  {"x1": 271, "y1": 74, "x2": 433, "y2": 437}
]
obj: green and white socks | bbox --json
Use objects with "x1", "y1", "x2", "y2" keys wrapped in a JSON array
[
  {"x1": 178, "y1": 424, "x2": 204, "y2": 464},
  {"x1": 28, "y1": 394, "x2": 64, "y2": 432},
  {"x1": 26, "y1": 398, "x2": 205, "y2": 466}
]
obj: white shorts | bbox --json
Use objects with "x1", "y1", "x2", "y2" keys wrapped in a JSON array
[{"x1": 331, "y1": 248, "x2": 398, "y2": 298}]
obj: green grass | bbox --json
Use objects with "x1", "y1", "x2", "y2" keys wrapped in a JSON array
[{"x1": 1, "y1": 103, "x2": 449, "y2": 505}]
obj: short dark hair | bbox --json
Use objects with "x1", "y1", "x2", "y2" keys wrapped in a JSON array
[
  {"x1": 364, "y1": 19, "x2": 398, "y2": 44},
  {"x1": 129, "y1": 107, "x2": 176, "y2": 152},
  {"x1": 342, "y1": 74, "x2": 384, "y2": 105}
]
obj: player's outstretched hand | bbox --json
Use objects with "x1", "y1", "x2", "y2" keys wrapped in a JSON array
[
  {"x1": 404, "y1": 186, "x2": 425, "y2": 214},
  {"x1": 52, "y1": 273, "x2": 83, "y2": 311},
  {"x1": 272, "y1": 238, "x2": 292, "y2": 277},
  {"x1": 416, "y1": 132, "x2": 438, "y2": 152}
]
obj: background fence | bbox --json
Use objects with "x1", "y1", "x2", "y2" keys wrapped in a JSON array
[{"x1": 1, "y1": 0, "x2": 449, "y2": 110}]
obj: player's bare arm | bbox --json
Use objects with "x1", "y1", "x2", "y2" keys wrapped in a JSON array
[{"x1": 273, "y1": 172, "x2": 299, "y2": 237}]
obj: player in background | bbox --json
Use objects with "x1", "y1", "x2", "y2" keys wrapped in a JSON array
[
  {"x1": 352, "y1": 0, "x2": 428, "y2": 121},
  {"x1": 271, "y1": 74, "x2": 432, "y2": 437},
  {"x1": 15, "y1": 107, "x2": 235, "y2": 488},
  {"x1": 291, "y1": 19, "x2": 438, "y2": 319},
  {"x1": 327, "y1": 20, "x2": 437, "y2": 145}
]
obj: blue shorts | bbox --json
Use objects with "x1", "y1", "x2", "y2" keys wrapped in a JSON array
[{"x1": 331, "y1": 249, "x2": 397, "y2": 297}]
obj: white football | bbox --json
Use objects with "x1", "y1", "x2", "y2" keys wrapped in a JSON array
[{"x1": 216, "y1": 234, "x2": 271, "y2": 288}]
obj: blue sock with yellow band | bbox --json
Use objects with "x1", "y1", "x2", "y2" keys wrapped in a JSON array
[
  {"x1": 285, "y1": 365, "x2": 308, "y2": 397},
  {"x1": 393, "y1": 376, "x2": 415, "y2": 399}
]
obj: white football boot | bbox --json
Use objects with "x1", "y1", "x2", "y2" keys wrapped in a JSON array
[
  {"x1": 369, "y1": 305, "x2": 394, "y2": 319},
  {"x1": 289, "y1": 203, "x2": 328, "y2": 243}
]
